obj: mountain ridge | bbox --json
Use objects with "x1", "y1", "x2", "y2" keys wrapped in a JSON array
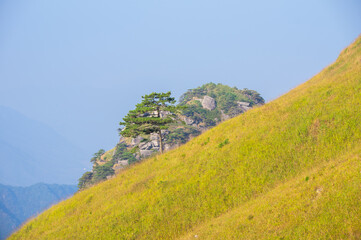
[{"x1": 0, "y1": 183, "x2": 77, "y2": 240}]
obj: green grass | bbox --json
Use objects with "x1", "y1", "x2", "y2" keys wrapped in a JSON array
[{"x1": 10, "y1": 35, "x2": 361, "y2": 240}]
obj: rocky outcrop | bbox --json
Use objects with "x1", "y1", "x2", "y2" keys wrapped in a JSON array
[
  {"x1": 140, "y1": 150, "x2": 154, "y2": 158},
  {"x1": 194, "y1": 96, "x2": 216, "y2": 111},
  {"x1": 116, "y1": 96, "x2": 258, "y2": 163},
  {"x1": 201, "y1": 96, "x2": 216, "y2": 110},
  {"x1": 130, "y1": 136, "x2": 144, "y2": 147},
  {"x1": 112, "y1": 85, "x2": 264, "y2": 167},
  {"x1": 183, "y1": 116, "x2": 195, "y2": 125},
  {"x1": 237, "y1": 101, "x2": 252, "y2": 112},
  {"x1": 93, "y1": 83, "x2": 265, "y2": 182},
  {"x1": 220, "y1": 110, "x2": 231, "y2": 121}
]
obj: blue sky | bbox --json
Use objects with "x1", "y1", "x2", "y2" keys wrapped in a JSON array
[{"x1": 0, "y1": 0, "x2": 360, "y2": 157}]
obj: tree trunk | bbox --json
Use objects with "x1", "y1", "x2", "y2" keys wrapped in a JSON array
[
  {"x1": 158, "y1": 130, "x2": 163, "y2": 154},
  {"x1": 157, "y1": 107, "x2": 164, "y2": 154}
]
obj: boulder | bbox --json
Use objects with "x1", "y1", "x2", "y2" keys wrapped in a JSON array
[
  {"x1": 240, "y1": 106, "x2": 251, "y2": 112},
  {"x1": 201, "y1": 96, "x2": 216, "y2": 110},
  {"x1": 237, "y1": 101, "x2": 250, "y2": 107},
  {"x1": 118, "y1": 160, "x2": 129, "y2": 166},
  {"x1": 113, "y1": 163, "x2": 124, "y2": 170},
  {"x1": 183, "y1": 116, "x2": 194, "y2": 125},
  {"x1": 140, "y1": 150, "x2": 154, "y2": 158},
  {"x1": 237, "y1": 101, "x2": 251, "y2": 112},
  {"x1": 139, "y1": 142, "x2": 153, "y2": 150},
  {"x1": 164, "y1": 144, "x2": 172, "y2": 151},
  {"x1": 151, "y1": 140, "x2": 159, "y2": 147},
  {"x1": 220, "y1": 110, "x2": 230, "y2": 121},
  {"x1": 150, "y1": 133, "x2": 159, "y2": 140},
  {"x1": 131, "y1": 136, "x2": 144, "y2": 146}
]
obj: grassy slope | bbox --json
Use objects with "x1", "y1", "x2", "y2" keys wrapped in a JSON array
[
  {"x1": 181, "y1": 150, "x2": 361, "y2": 239},
  {"x1": 10, "y1": 36, "x2": 361, "y2": 239}
]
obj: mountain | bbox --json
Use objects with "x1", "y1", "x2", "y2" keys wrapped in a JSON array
[
  {"x1": 9, "y1": 35, "x2": 361, "y2": 239},
  {"x1": 78, "y1": 83, "x2": 264, "y2": 189},
  {"x1": 0, "y1": 183, "x2": 77, "y2": 240},
  {"x1": 0, "y1": 106, "x2": 89, "y2": 186}
]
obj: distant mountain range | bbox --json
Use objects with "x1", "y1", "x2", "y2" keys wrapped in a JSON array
[
  {"x1": 0, "y1": 183, "x2": 77, "y2": 239},
  {"x1": 0, "y1": 105, "x2": 89, "y2": 186}
]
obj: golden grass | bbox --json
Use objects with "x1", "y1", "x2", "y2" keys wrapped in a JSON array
[
  {"x1": 180, "y1": 150, "x2": 361, "y2": 239},
  {"x1": 10, "y1": 35, "x2": 361, "y2": 240}
]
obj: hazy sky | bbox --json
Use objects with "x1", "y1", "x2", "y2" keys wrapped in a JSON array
[{"x1": 0, "y1": 0, "x2": 360, "y2": 157}]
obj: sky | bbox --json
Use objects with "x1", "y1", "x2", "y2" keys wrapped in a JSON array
[{"x1": 0, "y1": 0, "x2": 360, "y2": 158}]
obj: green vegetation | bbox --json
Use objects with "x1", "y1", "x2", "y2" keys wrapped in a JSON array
[
  {"x1": 165, "y1": 125, "x2": 200, "y2": 145},
  {"x1": 182, "y1": 104, "x2": 220, "y2": 127},
  {"x1": 90, "y1": 149, "x2": 105, "y2": 165},
  {"x1": 179, "y1": 82, "x2": 264, "y2": 115},
  {"x1": 113, "y1": 143, "x2": 137, "y2": 164},
  {"x1": 218, "y1": 138, "x2": 229, "y2": 148},
  {"x1": 10, "y1": 36, "x2": 361, "y2": 240},
  {"x1": 78, "y1": 145, "x2": 137, "y2": 190},
  {"x1": 164, "y1": 83, "x2": 264, "y2": 148},
  {"x1": 77, "y1": 171, "x2": 93, "y2": 189},
  {"x1": 79, "y1": 149, "x2": 111, "y2": 190},
  {"x1": 120, "y1": 92, "x2": 180, "y2": 153},
  {"x1": 92, "y1": 162, "x2": 114, "y2": 182}
]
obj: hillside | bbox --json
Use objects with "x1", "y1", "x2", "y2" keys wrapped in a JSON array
[
  {"x1": 10, "y1": 35, "x2": 361, "y2": 239},
  {"x1": 78, "y1": 84, "x2": 264, "y2": 189},
  {"x1": 0, "y1": 183, "x2": 77, "y2": 240},
  {"x1": 0, "y1": 106, "x2": 89, "y2": 186}
]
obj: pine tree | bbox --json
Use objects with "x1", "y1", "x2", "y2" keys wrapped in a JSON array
[{"x1": 119, "y1": 92, "x2": 179, "y2": 153}]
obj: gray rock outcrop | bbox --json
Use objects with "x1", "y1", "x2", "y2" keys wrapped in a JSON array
[
  {"x1": 130, "y1": 136, "x2": 144, "y2": 147},
  {"x1": 237, "y1": 101, "x2": 252, "y2": 112},
  {"x1": 140, "y1": 150, "x2": 154, "y2": 158},
  {"x1": 201, "y1": 96, "x2": 216, "y2": 110}
]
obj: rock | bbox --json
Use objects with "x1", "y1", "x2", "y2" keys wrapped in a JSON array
[
  {"x1": 237, "y1": 101, "x2": 250, "y2": 107},
  {"x1": 113, "y1": 163, "x2": 124, "y2": 170},
  {"x1": 151, "y1": 140, "x2": 159, "y2": 147},
  {"x1": 160, "y1": 111, "x2": 171, "y2": 118},
  {"x1": 240, "y1": 106, "x2": 251, "y2": 112},
  {"x1": 118, "y1": 160, "x2": 129, "y2": 166},
  {"x1": 140, "y1": 150, "x2": 154, "y2": 158},
  {"x1": 201, "y1": 96, "x2": 216, "y2": 110},
  {"x1": 139, "y1": 142, "x2": 153, "y2": 150},
  {"x1": 150, "y1": 133, "x2": 159, "y2": 140},
  {"x1": 237, "y1": 101, "x2": 251, "y2": 112},
  {"x1": 183, "y1": 116, "x2": 195, "y2": 125},
  {"x1": 164, "y1": 144, "x2": 172, "y2": 151},
  {"x1": 131, "y1": 136, "x2": 144, "y2": 146},
  {"x1": 220, "y1": 110, "x2": 230, "y2": 121}
]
